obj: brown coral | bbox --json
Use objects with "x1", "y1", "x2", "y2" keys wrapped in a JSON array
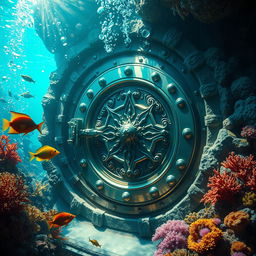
[
  {"x1": 187, "y1": 219, "x2": 222, "y2": 254},
  {"x1": 242, "y1": 192, "x2": 256, "y2": 208},
  {"x1": 231, "y1": 241, "x2": 252, "y2": 255},
  {"x1": 24, "y1": 204, "x2": 45, "y2": 232},
  {"x1": 0, "y1": 172, "x2": 29, "y2": 213},
  {"x1": 170, "y1": 249, "x2": 199, "y2": 256},
  {"x1": 184, "y1": 212, "x2": 199, "y2": 225},
  {"x1": 224, "y1": 211, "x2": 250, "y2": 232}
]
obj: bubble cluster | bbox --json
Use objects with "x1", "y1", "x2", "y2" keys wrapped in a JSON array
[{"x1": 96, "y1": 0, "x2": 137, "y2": 53}]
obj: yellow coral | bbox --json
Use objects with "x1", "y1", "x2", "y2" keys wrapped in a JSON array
[
  {"x1": 184, "y1": 212, "x2": 199, "y2": 225},
  {"x1": 242, "y1": 192, "x2": 256, "y2": 208},
  {"x1": 187, "y1": 219, "x2": 222, "y2": 254},
  {"x1": 231, "y1": 241, "x2": 252, "y2": 255},
  {"x1": 224, "y1": 211, "x2": 250, "y2": 232},
  {"x1": 24, "y1": 204, "x2": 45, "y2": 232},
  {"x1": 171, "y1": 249, "x2": 199, "y2": 256}
]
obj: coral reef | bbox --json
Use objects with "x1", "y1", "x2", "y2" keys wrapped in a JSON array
[
  {"x1": 152, "y1": 220, "x2": 189, "y2": 255},
  {"x1": 184, "y1": 212, "x2": 199, "y2": 225},
  {"x1": 0, "y1": 172, "x2": 29, "y2": 213},
  {"x1": 187, "y1": 219, "x2": 222, "y2": 254},
  {"x1": 0, "y1": 135, "x2": 21, "y2": 171},
  {"x1": 200, "y1": 169, "x2": 242, "y2": 205},
  {"x1": 169, "y1": 248, "x2": 199, "y2": 256},
  {"x1": 224, "y1": 211, "x2": 250, "y2": 233},
  {"x1": 242, "y1": 192, "x2": 256, "y2": 208},
  {"x1": 231, "y1": 241, "x2": 252, "y2": 255},
  {"x1": 241, "y1": 126, "x2": 256, "y2": 140}
]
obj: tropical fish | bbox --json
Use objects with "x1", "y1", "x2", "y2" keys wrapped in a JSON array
[
  {"x1": 2, "y1": 111, "x2": 44, "y2": 135},
  {"x1": 89, "y1": 238, "x2": 101, "y2": 248},
  {"x1": 29, "y1": 145, "x2": 60, "y2": 162},
  {"x1": 0, "y1": 98, "x2": 7, "y2": 103},
  {"x1": 20, "y1": 91, "x2": 34, "y2": 98},
  {"x1": 21, "y1": 74, "x2": 35, "y2": 83},
  {"x1": 48, "y1": 212, "x2": 76, "y2": 229}
]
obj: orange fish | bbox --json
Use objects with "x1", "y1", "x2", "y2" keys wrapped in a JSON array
[
  {"x1": 89, "y1": 238, "x2": 101, "y2": 248},
  {"x1": 48, "y1": 212, "x2": 76, "y2": 229},
  {"x1": 29, "y1": 145, "x2": 60, "y2": 162},
  {"x1": 2, "y1": 111, "x2": 44, "y2": 135}
]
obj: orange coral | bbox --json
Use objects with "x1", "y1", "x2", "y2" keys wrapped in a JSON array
[
  {"x1": 187, "y1": 219, "x2": 222, "y2": 254},
  {"x1": 231, "y1": 241, "x2": 252, "y2": 255},
  {"x1": 224, "y1": 211, "x2": 250, "y2": 232},
  {"x1": 0, "y1": 135, "x2": 21, "y2": 165},
  {"x1": 0, "y1": 172, "x2": 29, "y2": 213},
  {"x1": 200, "y1": 169, "x2": 242, "y2": 205}
]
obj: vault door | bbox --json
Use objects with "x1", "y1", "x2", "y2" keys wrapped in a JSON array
[{"x1": 41, "y1": 29, "x2": 209, "y2": 236}]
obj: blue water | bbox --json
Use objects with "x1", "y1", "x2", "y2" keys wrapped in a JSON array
[{"x1": 0, "y1": 0, "x2": 56, "y2": 174}]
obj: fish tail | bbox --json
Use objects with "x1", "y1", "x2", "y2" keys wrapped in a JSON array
[
  {"x1": 37, "y1": 121, "x2": 44, "y2": 134},
  {"x1": 2, "y1": 119, "x2": 10, "y2": 131},
  {"x1": 29, "y1": 152, "x2": 35, "y2": 161}
]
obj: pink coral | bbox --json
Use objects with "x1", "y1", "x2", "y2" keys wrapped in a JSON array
[
  {"x1": 241, "y1": 125, "x2": 256, "y2": 139},
  {"x1": 200, "y1": 169, "x2": 242, "y2": 205},
  {"x1": 0, "y1": 172, "x2": 29, "y2": 213},
  {"x1": 0, "y1": 135, "x2": 21, "y2": 165},
  {"x1": 152, "y1": 220, "x2": 189, "y2": 256}
]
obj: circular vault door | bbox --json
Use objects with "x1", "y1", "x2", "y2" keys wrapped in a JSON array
[{"x1": 41, "y1": 29, "x2": 207, "y2": 236}]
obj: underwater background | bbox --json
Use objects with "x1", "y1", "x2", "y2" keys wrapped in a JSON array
[{"x1": 0, "y1": 0, "x2": 256, "y2": 256}]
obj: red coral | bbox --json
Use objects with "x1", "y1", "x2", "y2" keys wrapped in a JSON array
[
  {"x1": 241, "y1": 125, "x2": 256, "y2": 139},
  {"x1": 0, "y1": 172, "x2": 29, "y2": 213},
  {"x1": 0, "y1": 135, "x2": 21, "y2": 165},
  {"x1": 246, "y1": 167, "x2": 256, "y2": 191},
  {"x1": 221, "y1": 152, "x2": 255, "y2": 181},
  {"x1": 201, "y1": 169, "x2": 242, "y2": 205}
]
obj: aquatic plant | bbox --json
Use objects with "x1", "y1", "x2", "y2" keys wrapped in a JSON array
[
  {"x1": 242, "y1": 192, "x2": 256, "y2": 208},
  {"x1": 187, "y1": 219, "x2": 222, "y2": 254},
  {"x1": 0, "y1": 172, "x2": 29, "y2": 213},
  {"x1": 231, "y1": 241, "x2": 252, "y2": 255},
  {"x1": 200, "y1": 169, "x2": 242, "y2": 205},
  {"x1": 241, "y1": 125, "x2": 256, "y2": 140},
  {"x1": 152, "y1": 220, "x2": 189, "y2": 255},
  {"x1": 0, "y1": 135, "x2": 21, "y2": 166},
  {"x1": 224, "y1": 211, "x2": 250, "y2": 233}
]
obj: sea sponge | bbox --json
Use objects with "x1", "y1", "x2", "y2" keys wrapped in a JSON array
[
  {"x1": 231, "y1": 241, "x2": 252, "y2": 255},
  {"x1": 242, "y1": 192, "x2": 256, "y2": 208},
  {"x1": 0, "y1": 172, "x2": 29, "y2": 213},
  {"x1": 187, "y1": 219, "x2": 222, "y2": 254},
  {"x1": 224, "y1": 211, "x2": 250, "y2": 232}
]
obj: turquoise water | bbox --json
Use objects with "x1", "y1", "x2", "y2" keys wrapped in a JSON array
[{"x1": 0, "y1": 0, "x2": 55, "y2": 171}]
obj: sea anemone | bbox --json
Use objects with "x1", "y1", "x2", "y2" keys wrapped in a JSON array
[
  {"x1": 0, "y1": 172, "x2": 29, "y2": 213},
  {"x1": 224, "y1": 211, "x2": 250, "y2": 232},
  {"x1": 187, "y1": 219, "x2": 222, "y2": 254}
]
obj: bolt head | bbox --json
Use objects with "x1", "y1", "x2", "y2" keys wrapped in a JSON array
[
  {"x1": 124, "y1": 66, "x2": 133, "y2": 76},
  {"x1": 80, "y1": 159, "x2": 87, "y2": 168},
  {"x1": 176, "y1": 98, "x2": 186, "y2": 108},
  {"x1": 182, "y1": 128, "x2": 193, "y2": 139},
  {"x1": 122, "y1": 191, "x2": 131, "y2": 202},
  {"x1": 176, "y1": 159, "x2": 186, "y2": 170},
  {"x1": 79, "y1": 103, "x2": 86, "y2": 112},
  {"x1": 96, "y1": 180, "x2": 104, "y2": 190},
  {"x1": 149, "y1": 186, "x2": 159, "y2": 198},
  {"x1": 167, "y1": 83, "x2": 176, "y2": 94},
  {"x1": 151, "y1": 72, "x2": 161, "y2": 82},
  {"x1": 166, "y1": 175, "x2": 176, "y2": 187},
  {"x1": 98, "y1": 77, "x2": 107, "y2": 87}
]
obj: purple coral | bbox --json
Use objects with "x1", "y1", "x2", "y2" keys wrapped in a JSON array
[
  {"x1": 231, "y1": 253, "x2": 247, "y2": 256},
  {"x1": 199, "y1": 227, "x2": 210, "y2": 237},
  {"x1": 152, "y1": 220, "x2": 189, "y2": 256}
]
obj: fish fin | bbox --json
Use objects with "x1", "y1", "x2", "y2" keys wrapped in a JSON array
[
  {"x1": 36, "y1": 157, "x2": 44, "y2": 162},
  {"x1": 29, "y1": 152, "x2": 35, "y2": 161},
  {"x1": 36, "y1": 145, "x2": 51, "y2": 153},
  {"x1": 10, "y1": 111, "x2": 30, "y2": 121},
  {"x1": 37, "y1": 121, "x2": 44, "y2": 134},
  {"x1": 2, "y1": 118, "x2": 10, "y2": 131},
  {"x1": 8, "y1": 127, "x2": 19, "y2": 134}
]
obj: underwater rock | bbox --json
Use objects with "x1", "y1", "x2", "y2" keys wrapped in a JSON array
[
  {"x1": 204, "y1": 48, "x2": 224, "y2": 69},
  {"x1": 231, "y1": 77, "x2": 255, "y2": 101},
  {"x1": 42, "y1": 161, "x2": 62, "y2": 187}
]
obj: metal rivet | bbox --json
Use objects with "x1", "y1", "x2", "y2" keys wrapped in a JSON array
[
  {"x1": 124, "y1": 66, "x2": 133, "y2": 76},
  {"x1": 79, "y1": 103, "x2": 86, "y2": 112},
  {"x1": 176, "y1": 98, "x2": 186, "y2": 108},
  {"x1": 87, "y1": 89, "x2": 94, "y2": 99},
  {"x1": 98, "y1": 77, "x2": 106, "y2": 87},
  {"x1": 182, "y1": 128, "x2": 193, "y2": 139},
  {"x1": 80, "y1": 159, "x2": 87, "y2": 168},
  {"x1": 139, "y1": 57, "x2": 143, "y2": 63},
  {"x1": 151, "y1": 72, "x2": 161, "y2": 82},
  {"x1": 149, "y1": 186, "x2": 159, "y2": 198},
  {"x1": 122, "y1": 191, "x2": 131, "y2": 202},
  {"x1": 176, "y1": 159, "x2": 186, "y2": 170},
  {"x1": 96, "y1": 180, "x2": 104, "y2": 190},
  {"x1": 166, "y1": 175, "x2": 176, "y2": 187},
  {"x1": 167, "y1": 83, "x2": 176, "y2": 94}
]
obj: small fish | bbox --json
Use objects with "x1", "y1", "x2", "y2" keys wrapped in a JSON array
[
  {"x1": 21, "y1": 74, "x2": 35, "y2": 83},
  {"x1": 8, "y1": 90, "x2": 12, "y2": 97},
  {"x1": 20, "y1": 91, "x2": 34, "y2": 98},
  {"x1": 48, "y1": 212, "x2": 76, "y2": 229},
  {"x1": 2, "y1": 111, "x2": 44, "y2": 135},
  {"x1": 0, "y1": 98, "x2": 7, "y2": 103},
  {"x1": 29, "y1": 145, "x2": 60, "y2": 162},
  {"x1": 89, "y1": 238, "x2": 101, "y2": 248}
]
